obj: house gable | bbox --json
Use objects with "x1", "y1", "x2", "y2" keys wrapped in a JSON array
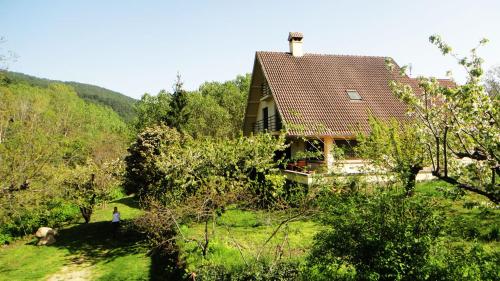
[
  {"x1": 255, "y1": 52, "x2": 416, "y2": 137},
  {"x1": 243, "y1": 33, "x2": 454, "y2": 138},
  {"x1": 243, "y1": 54, "x2": 283, "y2": 136}
]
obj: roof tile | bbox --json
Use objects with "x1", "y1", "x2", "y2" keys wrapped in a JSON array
[{"x1": 256, "y1": 51, "x2": 416, "y2": 136}]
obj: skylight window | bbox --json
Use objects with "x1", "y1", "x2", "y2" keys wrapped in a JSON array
[{"x1": 346, "y1": 90, "x2": 362, "y2": 100}]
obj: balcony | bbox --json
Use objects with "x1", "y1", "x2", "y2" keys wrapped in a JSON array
[
  {"x1": 253, "y1": 114, "x2": 282, "y2": 133},
  {"x1": 260, "y1": 83, "x2": 272, "y2": 100}
]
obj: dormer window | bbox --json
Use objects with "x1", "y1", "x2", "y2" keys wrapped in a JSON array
[{"x1": 346, "y1": 90, "x2": 362, "y2": 100}]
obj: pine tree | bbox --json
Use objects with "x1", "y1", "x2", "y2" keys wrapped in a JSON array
[{"x1": 164, "y1": 72, "x2": 188, "y2": 131}]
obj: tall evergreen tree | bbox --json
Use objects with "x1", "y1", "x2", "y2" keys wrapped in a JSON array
[{"x1": 164, "y1": 72, "x2": 188, "y2": 131}]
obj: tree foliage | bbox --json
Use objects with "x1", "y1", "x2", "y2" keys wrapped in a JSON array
[
  {"x1": 132, "y1": 74, "x2": 250, "y2": 138},
  {"x1": 307, "y1": 189, "x2": 499, "y2": 281},
  {"x1": 124, "y1": 124, "x2": 286, "y2": 206},
  {"x1": 125, "y1": 125, "x2": 289, "y2": 262},
  {"x1": 64, "y1": 159, "x2": 123, "y2": 223},
  {"x1": 133, "y1": 90, "x2": 171, "y2": 131},
  {"x1": 2, "y1": 71, "x2": 136, "y2": 122},
  {"x1": 308, "y1": 192, "x2": 443, "y2": 281},
  {"x1": 389, "y1": 36, "x2": 499, "y2": 203},
  {"x1": 0, "y1": 78, "x2": 130, "y2": 240},
  {"x1": 356, "y1": 117, "x2": 428, "y2": 194},
  {"x1": 164, "y1": 73, "x2": 189, "y2": 132}
]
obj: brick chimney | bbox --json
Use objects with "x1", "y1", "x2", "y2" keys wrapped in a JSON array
[{"x1": 288, "y1": 32, "x2": 304, "y2": 57}]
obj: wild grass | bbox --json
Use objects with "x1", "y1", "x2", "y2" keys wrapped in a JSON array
[
  {"x1": 0, "y1": 242, "x2": 69, "y2": 280},
  {"x1": 415, "y1": 180, "x2": 500, "y2": 250},
  {"x1": 177, "y1": 207, "x2": 323, "y2": 271},
  {"x1": 0, "y1": 181, "x2": 498, "y2": 280},
  {"x1": 0, "y1": 196, "x2": 149, "y2": 281}
]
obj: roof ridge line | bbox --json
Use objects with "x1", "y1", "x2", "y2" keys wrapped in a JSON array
[{"x1": 256, "y1": 51, "x2": 390, "y2": 59}]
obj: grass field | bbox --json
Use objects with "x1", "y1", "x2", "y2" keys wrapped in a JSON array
[
  {"x1": 0, "y1": 181, "x2": 498, "y2": 280},
  {"x1": 416, "y1": 180, "x2": 500, "y2": 247},
  {"x1": 178, "y1": 207, "x2": 323, "y2": 272},
  {"x1": 0, "y1": 196, "x2": 150, "y2": 281}
]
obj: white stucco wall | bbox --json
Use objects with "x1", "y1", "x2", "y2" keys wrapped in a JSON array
[{"x1": 256, "y1": 97, "x2": 276, "y2": 123}]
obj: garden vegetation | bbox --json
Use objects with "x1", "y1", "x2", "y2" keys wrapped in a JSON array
[{"x1": 0, "y1": 35, "x2": 498, "y2": 280}]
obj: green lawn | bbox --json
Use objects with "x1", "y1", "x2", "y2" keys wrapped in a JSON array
[
  {"x1": 178, "y1": 207, "x2": 323, "y2": 272},
  {"x1": 1, "y1": 181, "x2": 498, "y2": 280},
  {"x1": 415, "y1": 180, "x2": 500, "y2": 250},
  {"x1": 0, "y1": 196, "x2": 150, "y2": 281}
]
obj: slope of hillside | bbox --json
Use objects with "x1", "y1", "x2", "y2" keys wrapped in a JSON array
[{"x1": 1, "y1": 71, "x2": 136, "y2": 122}]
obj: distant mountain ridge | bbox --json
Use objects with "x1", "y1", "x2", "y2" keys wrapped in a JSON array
[{"x1": 2, "y1": 71, "x2": 136, "y2": 122}]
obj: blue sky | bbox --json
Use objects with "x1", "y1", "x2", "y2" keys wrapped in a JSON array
[{"x1": 1, "y1": 0, "x2": 499, "y2": 99}]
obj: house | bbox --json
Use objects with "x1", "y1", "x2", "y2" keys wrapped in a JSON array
[{"x1": 243, "y1": 32, "x2": 434, "y2": 184}]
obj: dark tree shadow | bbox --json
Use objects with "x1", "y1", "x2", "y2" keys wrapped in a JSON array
[
  {"x1": 149, "y1": 248, "x2": 186, "y2": 281},
  {"x1": 52, "y1": 219, "x2": 145, "y2": 265},
  {"x1": 112, "y1": 196, "x2": 141, "y2": 209},
  {"x1": 48, "y1": 216, "x2": 185, "y2": 280}
]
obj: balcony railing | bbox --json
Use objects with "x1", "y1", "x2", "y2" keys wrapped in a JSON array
[
  {"x1": 261, "y1": 83, "x2": 271, "y2": 99},
  {"x1": 253, "y1": 114, "x2": 282, "y2": 133}
]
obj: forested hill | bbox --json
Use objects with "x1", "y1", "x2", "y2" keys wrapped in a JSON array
[{"x1": 1, "y1": 71, "x2": 136, "y2": 122}]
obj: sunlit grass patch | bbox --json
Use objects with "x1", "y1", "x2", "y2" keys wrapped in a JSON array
[
  {"x1": 0, "y1": 240, "x2": 70, "y2": 281},
  {"x1": 0, "y1": 196, "x2": 149, "y2": 280},
  {"x1": 94, "y1": 252, "x2": 151, "y2": 281},
  {"x1": 177, "y1": 207, "x2": 322, "y2": 271}
]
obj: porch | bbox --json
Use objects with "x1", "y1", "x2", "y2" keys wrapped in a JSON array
[{"x1": 281, "y1": 136, "x2": 434, "y2": 185}]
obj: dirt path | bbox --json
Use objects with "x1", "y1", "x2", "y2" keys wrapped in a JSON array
[{"x1": 45, "y1": 257, "x2": 94, "y2": 281}]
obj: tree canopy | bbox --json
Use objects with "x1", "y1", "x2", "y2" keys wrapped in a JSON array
[{"x1": 389, "y1": 35, "x2": 499, "y2": 203}]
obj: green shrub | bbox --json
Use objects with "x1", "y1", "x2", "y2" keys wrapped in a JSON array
[
  {"x1": 307, "y1": 190, "x2": 444, "y2": 281},
  {"x1": 0, "y1": 200, "x2": 79, "y2": 244},
  {"x1": 107, "y1": 186, "x2": 126, "y2": 201},
  {"x1": 193, "y1": 261, "x2": 301, "y2": 281},
  {"x1": 484, "y1": 226, "x2": 499, "y2": 241},
  {"x1": 427, "y1": 243, "x2": 500, "y2": 281},
  {"x1": 0, "y1": 232, "x2": 13, "y2": 244}
]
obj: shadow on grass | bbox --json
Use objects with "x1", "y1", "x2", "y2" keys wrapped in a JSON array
[
  {"x1": 149, "y1": 248, "x2": 186, "y2": 281},
  {"x1": 52, "y1": 220, "x2": 145, "y2": 265},
  {"x1": 112, "y1": 196, "x2": 141, "y2": 209},
  {"x1": 49, "y1": 215, "x2": 185, "y2": 280}
]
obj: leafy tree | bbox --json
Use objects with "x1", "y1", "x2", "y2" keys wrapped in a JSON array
[
  {"x1": 133, "y1": 91, "x2": 171, "y2": 132},
  {"x1": 0, "y1": 79, "x2": 130, "y2": 240},
  {"x1": 196, "y1": 74, "x2": 250, "y2": 138},
  {"x1": 64, "y1": 159, "x2": 122, "y2": 223},
  {"x1": 125, "y1": 125, "x2": 287, "y2": 206},
  {"x1": 133, "y1": 73, "x2": 250, "y2": 138},
  {"x1": 356, "y1": 117, "x2": 428, "y2": 194},
  {"x1": 389, "y1": 36, "x2": 499, "y2": 203},
  {"x1": 1, "y1": 71, "x2": 136, "y2": 122},
  {"x1": 484, "y1": 65, "x2": 500, "y2": 97},
  {"x1": 183, "y1": 92, "x2": 232, "y2": 138},
  {"x1": 164, "y1": 73, "x2": 189, "y2": 131},
  {"x1": 123, "y1": 124, "x2": 187, "y2": 197},
  {"x1": 125, "y1": 126, "x2": 289, "y2": 260}
]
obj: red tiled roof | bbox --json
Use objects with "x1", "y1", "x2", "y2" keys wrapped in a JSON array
[
  {"x1": 256, "y1": 51, "x2": 416, "y2": 136},
  {"x1": 436, "y1": 78, "x2": 456, "y2": 88}
]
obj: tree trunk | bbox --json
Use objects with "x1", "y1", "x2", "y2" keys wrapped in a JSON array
[
  {"x1": 437, "y1": 175, "x2": 500, "y2": 204},
  {"x1": 202, "y1": 218, "x2": 209, "y2": 258},
  {"x1": 435, "y1": 136, "x2": 440, "y2": 174},
  {"x1": 405, "y1": 165, "x2": 423, "y2": 197},
  {"x1": 80, "y1": 207, "x2": 93, "y2": 223},
  {"x1": 491, "y1": 168, "x2": 497, "y2": 190},
  {"x1": 443, "y1": 127, "x2": 449, "y2": 178}
]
